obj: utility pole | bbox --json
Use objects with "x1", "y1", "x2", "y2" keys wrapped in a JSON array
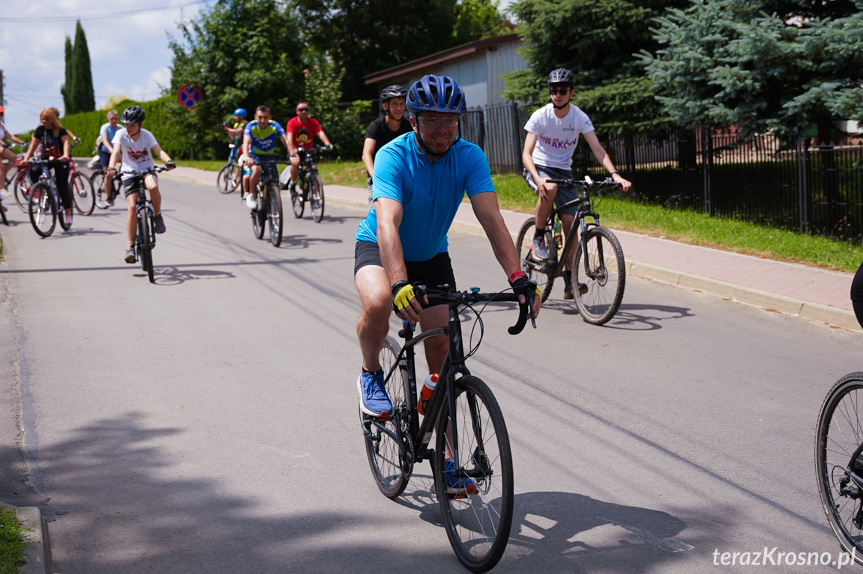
[{"x1": 0, "y1": 70, "x2": 5, "y2": 106}]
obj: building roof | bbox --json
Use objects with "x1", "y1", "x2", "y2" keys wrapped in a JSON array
[{"x1": 363, "y1": 34, "x2": 521, "y2": 85}]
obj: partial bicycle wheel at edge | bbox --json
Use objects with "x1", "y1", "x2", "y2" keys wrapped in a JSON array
[
  {"x1": 28, "y1": 183, "x2": 56, "y2": 237},
  {"x1": 815, "y1": 372, "x2": 863, "y2": 565},
  {"x1": 217, "y1": 163, "x2": 240, "y2": 194},
  {"x1": 573, "y1": 225, "x2": 625, "y2": 325},
  {"x1": 362, "y1": 336, "x2": 412, "y2": 499},
  {"x1": 435, "y1": 375, "x2": 513, "y2": 573},
  {"x1": 310, "y1": 174, "x2": 324, "y2": 222},
  {"x1": 515, "y1": 217, "x2": 554, "y2": 303},
  {"x1": 71, "y1": 172, "x2": 95, "y2": 215},
  {"x1": 267, "y1": 182, "x2": 283, "y2": 247}
]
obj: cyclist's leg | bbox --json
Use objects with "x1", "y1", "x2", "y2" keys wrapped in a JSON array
[
  {"x1": 124, "y1": 184, "x2": 138, "y2": 262},
  {"x1": 354, "y1": 248, "x2": 392, "y2": 373},
  {"x1": 53, "y1": 161, "x2": 73, "y2": 217},
  {"x1": 526, "y1": 166, "x2": 558, "y2": 232},
  {"x1": 289, "y1": 152, "x2": 300, "y2": 185},
  {"x1": 0, "y1": 148, "x2": 16, "y2": 189},
  {"x1": 145, "y1": 174, "x2": 161, "y2": 214}
]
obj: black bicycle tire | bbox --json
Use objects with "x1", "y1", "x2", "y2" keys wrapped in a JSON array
[
  {"x1": 815, "y1": 372, "x2": 863, "y2": 565},
  {"x1": 435, "y1": 375, "x2": 513, "y2": 573},
  {"x1": 251, "y1": 192, "x2": 265, "y2": 240},
  {"x1": 268, "y1": 182, "x2": 283, "y2": 247},
  {"x1": 310, "y1": 173, "x2": 324, "y2": 222},
  {"x1": 573, "y1": 226, "x2": 625, "y2": 325},
  {"x1": 217, "y1": 163, "x2": 240, "y2": 194},
  {"x1": 291, "y1": 178, "x2": 305, "y2": 218},
  {"x1": 140, "y1": 209, "x2": 155, "y2": 283},
  {"x1": 363, "y1": 336, "x2": 412, "y2": 499},
  {"x1": 515, "y1": 217, "x2": 554, "y2": 303},
  {"x1": 0, "y1": 198, "x2": 7, "y2": 225},
  {"x1": 14, "y1": 170, "x2": 32, "y2": 213},
  {"x1": 71, "y1": 172, "x2": 95, "y2": 215},
  {"x1": 28, "y1": 183, "x2": 56, "y2": 237}
]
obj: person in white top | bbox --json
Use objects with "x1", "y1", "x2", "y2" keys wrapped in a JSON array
[
  {"x1": 106, "y1": 106, "x2": 175, "y2": 264},
  {"x1": 0, "y1": 106, "x2": 26, "y2": 195},
  {"x1": 522, "y1": 68, "x2": 631, "y2": 299}
]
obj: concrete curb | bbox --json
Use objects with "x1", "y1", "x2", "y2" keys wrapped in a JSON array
[
  {"x1": 328, "y1": 195, "x2": 861, "y2": 332},
  {"x1": 0, "y1": 502, "x2": 51, "y2": 574}
]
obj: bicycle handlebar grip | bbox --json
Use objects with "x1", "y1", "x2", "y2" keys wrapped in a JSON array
[{"x1": 507, "y1": 300, "x2": 529, "y2": 335}]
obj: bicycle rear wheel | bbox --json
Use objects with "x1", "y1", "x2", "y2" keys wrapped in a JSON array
[
  {"x1": 310, "y1": 173, "x2": 324, "y2": 222},
  {"x1": 28, "y1": 183, "x2": 56, "y2": 237},
  {"x1": 291, "y1": 179, "x2": 305, "y2": 218},
  {"x1": 816, "y1": 372, "x2": 863, "y2": 566},
  {"x1": 71, "y1": 172, "x2": 95, "y2": 215},
  {"x1": 217, "y1": 163, "x2": 240, "y2": 194},
  {"x1": 14, "y1": 170, "x2": 33, "y2": 213},
  {"x1": 267, "y1": 182, "x2": 283, "y2": 247},
  {"x1": 573, "y1": 226, "x2": 625, "y2": 325},
  {"x1": 515, "y1": 218, "x2": 554, "y2": 303},
  {"x1": 435, "y1": 375, "x2": 513, "y2": 573},
  {"x1": 362, "y1": 336, "x2": 412, "y2": 499}
]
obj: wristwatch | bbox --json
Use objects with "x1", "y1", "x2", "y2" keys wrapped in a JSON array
[{"x1": 610, "y1": 169, "x2": 620, "y2": 175}]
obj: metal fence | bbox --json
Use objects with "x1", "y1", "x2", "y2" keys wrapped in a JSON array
[{"x1": 460, "y1": 104, "x2": 863, "y2": 242}]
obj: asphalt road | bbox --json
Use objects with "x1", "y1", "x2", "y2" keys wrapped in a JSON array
[{"x1": 1, "y1": 176, "x2": 861, "y2": 573}]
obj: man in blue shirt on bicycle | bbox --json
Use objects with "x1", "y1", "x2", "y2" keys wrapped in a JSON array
[
  {"x1": 242, "y1": 105, "x2": 290, "y2": 209},
  {"x1": 353, "y1": 75, "x2": 541, "y2": 421}
]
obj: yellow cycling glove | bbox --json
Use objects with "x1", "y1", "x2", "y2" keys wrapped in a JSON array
[{"x1": 391, "y1": 281, "x2": 416, "y2": 313}]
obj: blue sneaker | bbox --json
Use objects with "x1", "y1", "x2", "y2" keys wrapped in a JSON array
[
  {"x1": 445, "y1": 458, "x2": 479, "y2": 498},
  {"x1": 358, "y1": 369, "x2": 392, "y2": 418}
]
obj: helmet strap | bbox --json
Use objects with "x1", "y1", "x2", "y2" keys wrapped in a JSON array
[{"x1": 552, "y1": 102, "x2": 569, "y2": 110}]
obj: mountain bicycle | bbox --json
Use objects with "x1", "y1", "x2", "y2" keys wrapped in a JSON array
[
  {"x1": 116, "y1": 165, "x2": 172, "y2": 283},
  {"x1": 217, "y1": 143, "x2": 242, "y2": 194},
  {"x1": 248, "y1": 157, "x2": 284, "y2": 247},
  {"x1": 361, "y1": 283, "x2": 535, "y2": 572},
  {"x1": 26, "y1": 159, "x2": 74, "y2": 237},
  {"x1": 515, "y1": 176, "x2": 625, "y2": 325},
  {"x1": 289, "y1": 146, "x2": 326, "y2": 222},
  {"x1": 91, "y1": 165, "x2": 122, "y2": 209}
]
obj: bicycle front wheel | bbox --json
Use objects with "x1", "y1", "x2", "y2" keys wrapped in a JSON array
[
  {"x1": 217, "y1": 164, "x2": 240, "y2": 194},
  {"x1": 435, "y1": 375, "x2": 513, "y2": 573},
  {"x1": 573, "y1": 226, "x2": 625, "y2": 325},
  {"x1": 515, "y1": 217, "x2": 554, "y2": 303},
  {"x1": 291, "y1": 182, "x2": 304, "y2": 218},
  {"x1": 363, "y1": 336, "x2": 412, "y2": 499},
  {"x1": 251, "y1": 192, "x2": 265, "y2": 240},
  {"x1": 71, "y1": 172, "x2": 95, "y2": 215},
  {"x1": 138, "y1": 210, "x2": 154, "y2": 283},
  {"x1": 310, "y1": 174, "x2": 324, "y2": 222},
  {"x1": 816, "y1": 372, "x2": 863, "y2": 565},
  {"x1": 267, "y1": 182, "x2": 283, "y2": 247},
  {"x1": 29, "y1": 183, "x2": 56, "y2": 237}
]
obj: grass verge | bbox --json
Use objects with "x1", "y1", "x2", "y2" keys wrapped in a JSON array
[
  {"x1": 181, "y1": 160, "x2": 863, "y2": 273},
  {"x1": 0, "y1": 507, "x2": 26, "y2": 574}
]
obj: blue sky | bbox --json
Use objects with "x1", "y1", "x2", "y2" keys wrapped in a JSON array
[{"x1": 0, "y1": 0, "x2": 514, "y2": 136}]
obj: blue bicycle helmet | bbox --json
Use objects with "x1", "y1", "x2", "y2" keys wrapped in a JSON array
[
  {"x1": 406, "y1": 75, "x2": 466, "y2": 115},
  {"x1": 233, "y1": 108, "x2": 247, "y2": 118}
]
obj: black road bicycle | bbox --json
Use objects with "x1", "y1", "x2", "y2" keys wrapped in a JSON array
[
  {"x1": 516, "y1": 176, "x2": 625, "y2": 325},
  {"x1": 217, "y1": 143, "x2": 242, "y2": 194},
  {"x1": 27, "y1": 159, "x2": 74, "y2": 237},
  {"x1": 361, "y1": 284, "x2": 535, "y2": 572},
  {"x1": 249, "y1": 157, "x2": 284, "y2": 247},
  {"x1": 815, "y1": 371, "x2": 863, "y2": 566},
  {"x1": 289, "y1": 146, "x2": 326, "y2": 222},
  {"x1": 117, "y1": 165, "x2": 172, "y2": 283}
]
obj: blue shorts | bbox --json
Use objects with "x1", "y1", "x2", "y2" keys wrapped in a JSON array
[
  {"x1": 523, "y1": 165, "x2": 579, "y2": 215},
  {"x1": 98, "y1": 149, "x2": 112, "y2": 170}
]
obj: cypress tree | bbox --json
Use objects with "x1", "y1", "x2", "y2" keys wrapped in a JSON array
[
  {"x1": 61, "y1": 36, "x2": 73, "y2": 114},
  {"x1": 70, "y1": 21, "x2": 95, "y2": 113}
]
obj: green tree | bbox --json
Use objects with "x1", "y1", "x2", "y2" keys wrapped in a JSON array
[
  {"x1": 640, "y1": 0, "x2": 863, "y2": 140},
  {"x1": 169, "y1": 0, "x2": 305, "y2": 159},
  {"x1": 502, "y1": 0, "x2": 690, "y2": 132},
  {"x1": 70, "y1": 21, "x2": 95, "y2": 113},
  {"x1": 296, "y1": 0, "x2": 505, "y2": 102},
  {"x1": 61, "y1": 37, "x2": 73, "y2": 114}
]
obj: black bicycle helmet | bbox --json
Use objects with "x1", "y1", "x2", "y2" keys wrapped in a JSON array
[
  {"x1": 406, "y1": 75, "x2": 466, "y2": 115},
  {"x1": 547, "y1": 68, "x2": 575, "y2": 87},
  {"x1": 380, "y1": 85, "x2": 407, "y2": 102},
  {"x1": 121, "y1": 105, "x2": 146, "y2": 124}
]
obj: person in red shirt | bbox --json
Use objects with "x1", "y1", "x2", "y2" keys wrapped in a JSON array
[{"x1": 285, "y1": 102, "x2": 332, "y2": 192}]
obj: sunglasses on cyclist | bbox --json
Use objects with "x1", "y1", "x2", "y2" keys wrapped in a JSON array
[
  {"x1": 549, "y1": 87, "x2": 571, "y2": 96},
  {"x1": 417, "y1": 116, "x2": 459, "y2": 128},
  {"x1": 297, "y1": 107, "x2": 309, "y2": 112}
]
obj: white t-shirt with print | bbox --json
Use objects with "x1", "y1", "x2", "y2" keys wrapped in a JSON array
[
  {"x1": 524, "y1": 104, "x2": 594, "y2": 170},
  {"x1": 112, "y1": 128, "x2": 158, "y2": 180}
]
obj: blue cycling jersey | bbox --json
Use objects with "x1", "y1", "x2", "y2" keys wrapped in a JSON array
[
  {"x1": 356, "y1": 133, "x2": 495, "y2": 262},
  {"x1": 243, "y1": 120, "x2": 285, "y2": 155}
]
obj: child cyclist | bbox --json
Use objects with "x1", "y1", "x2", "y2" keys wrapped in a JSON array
[{"x1": 106, "y1": 106, "x2": 175, "y2": 264}]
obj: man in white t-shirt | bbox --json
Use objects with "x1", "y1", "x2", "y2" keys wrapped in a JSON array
[
  {"x1": 522, "y1": 68, "x2": 631, "y2": 299},
  {"x1": 107, "y1": 106, "x2": 175, "y2": 264}
]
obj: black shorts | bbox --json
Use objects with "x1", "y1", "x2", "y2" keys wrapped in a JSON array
[
  {"x1": 122, "y1": 174, "x2": 157, "y2": 198},
  {"x1": 354, "y1": 241, "x2": 457, "y2": 291}
]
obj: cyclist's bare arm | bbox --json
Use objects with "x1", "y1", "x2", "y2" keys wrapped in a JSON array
[
  {"x1": 521, "y1": 132, "x2": 549, "y2": 194},
  {"x1": 361, "y1": 138, "x2": 376, "y2": 176},
  {"x1": 471, "y1": 192, "x2": 542, "y2": 318},
  {"x1": 101, "y1": 133, "x2": 114, "y2": 155},
  {"x1": 583, "y1": 131, "x2": 631, "y2": 192},
  {"x1": 21, "y1": 135, "x2": 40, "y2": 163},
  {"x1": 242, "y1": 134, "x2": 253, "y2": 160},
  {"x1": 375, "y1": 197, "x2": 423, "y2": 322},
  {"x1": 316, "y1": 129, "x2": 332, "y2": 147},
  {"x1": 279, "y1": 133, "x2": 291, "y2": 154}
]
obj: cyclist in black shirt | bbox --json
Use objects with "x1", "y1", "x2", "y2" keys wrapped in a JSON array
[{"x1": 361, "y1": 85, "x2": 412, "y2": 208}]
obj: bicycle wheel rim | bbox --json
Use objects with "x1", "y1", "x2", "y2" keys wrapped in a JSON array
[
  {"x1": 15, "y1": 172, "x2": 32, "y2": 213},
  {"x1": 268, "y1": 183, "x2": 283, "y2": 246},
  {"x1": 573, "y1": 226, "x2": 625, "y2": 325},
  {"x1": 72, "y1": 173, "x2": 95, "y2": 215},
  {"x1": 91, "y1": 172, "x2": 109, "y2": 209},
  {"x1": 816, "y1": 373, "x2": 863, "y2": 564},
  {"x1": 435, "y1": 376, "x2": 513, "y2": 572},
  {"x1": 311, "y1": 174, "x2": 324, "y2": 222},
  {"x1": 29, "y1": 184, "x2": 56, "y2": 237},
  {"x1": 515, "y1": 218, "x2": 554, "y2": 303},
  {"x1": 363, "y1": 336, "x2": 412, "y2": 498}
]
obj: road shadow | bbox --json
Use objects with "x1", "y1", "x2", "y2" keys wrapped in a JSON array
[
  {"x1": 541, "y1": 300, "x2": 693, "y2": 331},
  {"x1": 144, "y1": 265, "x2": 236, "y2": 285},
  {"x1": 279, "y1": 234, "x2": 343, "y2": 250},
  {"x1": 51, "y1": 228, "x2": 120, "y2": 238}
]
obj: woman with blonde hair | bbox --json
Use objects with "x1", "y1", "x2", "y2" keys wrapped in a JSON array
[{"x1": 21, "y1": 108, "x2": 74, "y2": 226}]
